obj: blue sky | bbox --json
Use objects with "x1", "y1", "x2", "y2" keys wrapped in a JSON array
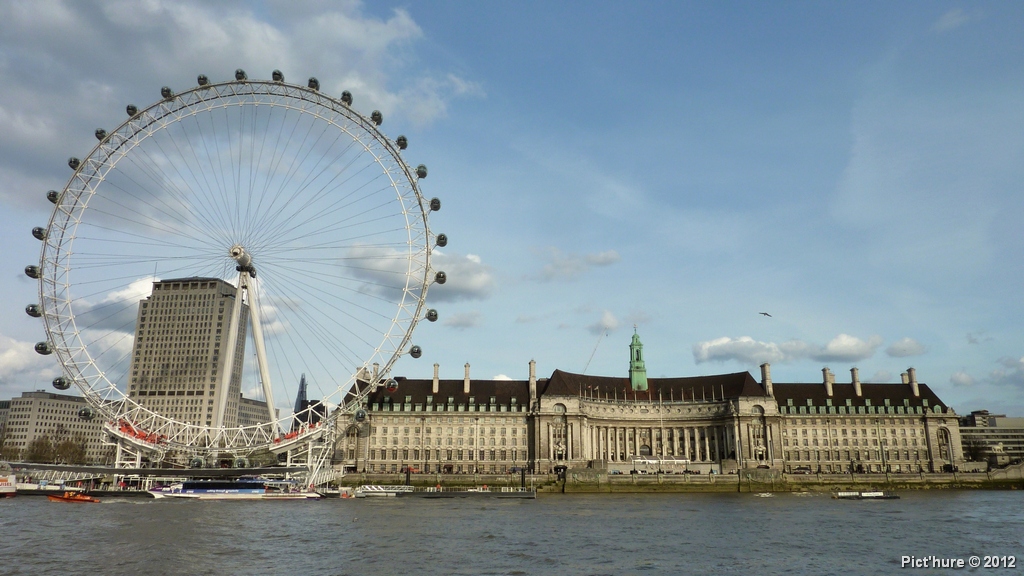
[{"x1": 1, "y1": 1, "x2": 1022, "y2": 416}]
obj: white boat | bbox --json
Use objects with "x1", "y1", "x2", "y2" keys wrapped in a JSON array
[
  {"x1": 354, "y1": 485, "x2": 415, "y2": 498},
  {"x1": 0, "y1": 474, "x2": 16, "y2": 498},
  {"x1": 833, "y1": 490, "x2": 899, "y2": 500},
  {"x1": 149, "y1": 478, "x2": 321, "y2": 500}
]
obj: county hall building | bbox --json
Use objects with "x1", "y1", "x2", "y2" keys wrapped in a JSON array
[{"x1": 336, "y1": 332, "x2": 964, "y2": 475}]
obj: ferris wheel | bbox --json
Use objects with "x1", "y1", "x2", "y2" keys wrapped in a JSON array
[{"x1": 25, "y1": 69, "x2": 447, "y2": 465}]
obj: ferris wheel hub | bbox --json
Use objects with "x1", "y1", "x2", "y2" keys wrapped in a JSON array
[{"x1": 229, "y1": 244, "x2": 252, "y2": 268}]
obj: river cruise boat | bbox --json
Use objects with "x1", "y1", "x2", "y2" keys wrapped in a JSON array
[
  {"x1": 1, "y1": 474, "x2": 17, "y2": 498},
  {"x1": 833, "y1": 490, "x2": 900, "y2": 500},
  {"x1": 149, "y1": 478, "x2": 321, "y2": 500}
]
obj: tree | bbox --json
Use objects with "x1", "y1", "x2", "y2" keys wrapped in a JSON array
[
  {"x1": 0, "y1": 430, "x2": 21, "y2": 462},
  {"x1": 963, "y1": 440, "x2": 987, "y2": 462},
  {"x1": 53, "y1": 435, "x2": 88, "y2": 465},
  {"x1": 25, "y1": 435, "x2": 56, "y2": 463}
]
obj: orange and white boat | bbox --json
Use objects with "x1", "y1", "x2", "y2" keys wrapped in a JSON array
[
  {"x1": 0, "y1": 474, "x2": 15, "y2": 498},
  {"x1": 47, "y1": 491, "x2": 100, "y2": 503}
]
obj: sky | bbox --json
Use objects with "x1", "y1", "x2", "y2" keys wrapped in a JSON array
[{"x1": 1, "y1": 0, "x2": 1022, "y2": 417}]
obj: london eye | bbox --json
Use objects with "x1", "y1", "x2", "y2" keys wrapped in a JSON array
[{"x1": 25, "y1": 70, "x2": 446, "y2": 475}]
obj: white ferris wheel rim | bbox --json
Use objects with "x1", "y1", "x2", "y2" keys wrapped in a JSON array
[{"x1": 35, "y1": 77, "x2": 434, "y2": 454}]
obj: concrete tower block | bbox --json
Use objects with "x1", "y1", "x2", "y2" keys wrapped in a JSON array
[
  {"x1": 464, "y1": 363, "x2": 471, "y2": 394},
  {"x1": 432, "y1": 363, "x2": 439, "y2": 394}
]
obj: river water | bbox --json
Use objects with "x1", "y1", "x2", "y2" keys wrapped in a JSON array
[{"x1": 2, "y1": 490, "x2": 1022, "y2": 575}]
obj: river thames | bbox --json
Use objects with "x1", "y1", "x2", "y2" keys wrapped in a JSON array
[{"x1": 2, "y1": 490, "x2": 1022, "y2": 575}]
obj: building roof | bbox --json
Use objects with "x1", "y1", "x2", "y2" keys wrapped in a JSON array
[
  {"x1": 771, "y1": 382, "x2": 948, "y2": 410},
  {"x1": 541, "y1": 369, "x2": 767, "y2": 401},
  {"x1": 361, "y1": 377, "x2": 532, "y2": 407}
]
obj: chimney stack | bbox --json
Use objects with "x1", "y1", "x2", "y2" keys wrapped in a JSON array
[
  {"x1": 851, "y1": 367, "x2": 862, "y2": 397},
  {"x1": 432, "y1": 363, "x2": 439, "y2": 394},
  {"x1": 372, "y1": 362, "x2": 379, "y2": 383},
  {"x1": 822, "y1": 367, "x2": 834, "y2": 397},
  {"x1": 529, "y1": 359, "x2": 537, "y2": 407},
  {"x1": 464, "y1": 363, "x2": 471, "y2": 394},
  {"x1": 760, "y1": 363, "x2": 773, "y2": 396},
  {"x1": 908, "y1": 367, "x2": 919, "y2": 397}
]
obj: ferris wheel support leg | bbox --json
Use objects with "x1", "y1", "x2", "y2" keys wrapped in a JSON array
[
  {"x1": 245, "y1": 276, "x2": 278, "y2": 431},
  {"x1": 214, "y1": 273, "x2": 247, "y2": 429}
]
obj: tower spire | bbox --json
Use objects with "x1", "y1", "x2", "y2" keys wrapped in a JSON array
[{"x1": 628, "y1": 329, "x2": 648, "y2": 391}]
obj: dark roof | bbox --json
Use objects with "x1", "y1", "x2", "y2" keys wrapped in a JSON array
[
  {"x1": 541, "y1": 369, "x2": 767, "y2": 401},
  {"x1": 362, "y1": 377, "x2": 531, "y2": 407},
  {"x1": 772, "y1": 382, "x2": 948, "y2": 410}
]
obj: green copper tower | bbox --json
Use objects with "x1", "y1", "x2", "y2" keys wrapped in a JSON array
[{"x1": 628, "y1": 328, "x2": 648, "y2": 391}]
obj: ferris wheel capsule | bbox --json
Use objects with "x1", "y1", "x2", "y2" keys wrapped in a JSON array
[
  {"x1": 396, "y1": 135, "x2": 407, "y2": 150},
  {"x1": 126, "y1": 104, "x2": 138, "y2": 116},
  {"x1": 35, "y1": 341, "x2": 53, "y2": 355},
  {"x1": 52, "y1": 377, "x2": 70, "y2": 390},
  {"x1": 429, "y1": 198, "x2": 441, "y2": 211},
  {"x1": 384, "y1": 378, "x2": 399, "y2": 392},
  {"x1": 24, "y1": 265, "x2": 40, "y2": 279},
  {"x1": 95, "y1": 129, "x2": 106, "y2": 141},
  {"x1": 308, "y1": 77, "x2": 320, "y2": 91},
  {"x1": 160, "y1": 86, "x2": 174, "y2": 99},
  {"x1": 341, "y1": 90, "x2": 352, "y2": 105},
  {"x1": 78, "y1": 406, "x2": 95, "y2": 420},
  {"x1": 189, "y1": 457, "x2": 204, "y2": 469},
  {"x1": 416, "y1": 164, "x2": 428, "y2": 179},
  {"x1": 32, "y1": 227, "x2": 46, "y2": 241},
  {"x1": 25, "y1": 304, "x2": 41, "y2": 317},
  {"x1": 47, "y1": 190, "x2": 59, "y2": 204},
  {"x1": 235, "y1": 69, "x2": 248, "y2": 81},
  {"x1": 371, "y1": 110, "x2": 383, "y2": 126},
  {"x1": 426, "y1": 309, "x2": 438, "y2": 322},
  {"x1": 197, "y1": 74, "x2": 209, "y2": 86},
  {"x1": 436, "y1": 233, "x2": 448, "y2": 247},
  {"x1": 409, "y1": 346, "x2": 422, "y2": 359},
  {"x1": 434, "y1": 271, "x2": 447, "y2": 284},
  {"x1": 68, "y1": 158, "x2": 80, "y2": 170},
  {"x1": 272, "y1": 70, "x2": 284, "y2": 82},
  {"x1": 354, "y1": 409, "x2": 367, "y2": 422}
]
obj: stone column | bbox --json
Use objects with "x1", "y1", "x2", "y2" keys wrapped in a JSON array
[
  {"x1": 684, "y1": 427, "x2": 691, "y2": 462},
  {"x1": 704, "y1": 427, "x2": 711, "y2": 462}
]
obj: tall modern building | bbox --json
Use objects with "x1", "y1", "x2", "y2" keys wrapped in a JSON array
[{"x1": 127, "y1": 277, "x2": 248, "y2": 428}]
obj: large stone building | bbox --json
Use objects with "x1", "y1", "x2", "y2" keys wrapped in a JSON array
[
  {"x1": 335, "y1": 332, "x2": 965, "y2": 475},
  {"x1": 0, "y1": 391, "x2": 110, "y2": 463},
  {"x1": 127, "y1": 277, "x2": 249, "y2": 428},
  {"x1": 959, "y1": 411, "x2": 1024, "y2": 466}
]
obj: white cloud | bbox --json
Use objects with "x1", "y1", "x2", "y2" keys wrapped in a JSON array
[
  {"x1": 692, "y1": 334, "x2": 883, "y2": 365},
  {"x1": 932, "y1": 9, "x2": 971, "y2": 33},
  {"x1": 886, "y1": 337, "x2": 926, "y2": 358},
  {"x1": 989, "y1": 357, "x2": 1024, "y2": 389},
  {"x1": 586, "y1": 310, "x2": 619, "y2": 335},
  {"x1": 532, "y1": 247, "x2": 620, "y2": 282},
  {"x1": 443, "y1": 311, "x2": 481, "y2": 330},
  {"x1": 950, "y1": 370, "x2": 975, "y2": 387},
  {"x1": 429, "y1": 251, "x2": 494, "y2": 302},
  {"x1": 492, "y1": 374, "x2": 512, "y2": 381},
  {"x1": 868, "y1": 370, "x2": 893, "y2": 383},
  {"x1": 0, "y1": 333, "x2": 62, "y2": 396}
]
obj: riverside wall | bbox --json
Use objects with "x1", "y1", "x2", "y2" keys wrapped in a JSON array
[{"x1": 337, "y1": 463, "x2": 1024, "y2": 494}]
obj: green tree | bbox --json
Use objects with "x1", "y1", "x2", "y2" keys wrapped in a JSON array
[
  {"x1": 0, "y1": 430, "x2": 21, "y2": 462},
  {"x1": 25, "y1": 435, "x2": 55, "y2": 463},
  {"x1": 53, "y1": 435, "x2": 88, "y2": 464}
]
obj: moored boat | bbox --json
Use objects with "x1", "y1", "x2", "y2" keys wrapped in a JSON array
[
  {"x1": 47, "y1": 491, "x2": 100, "y2": 503},
  {"x1": 149, "y1": 478, "x2": 321, "y2": 500},
  {"x1": 833, "y1": 490, "x2": 900, "y2": 500},
  {"x1": 0, "y1": 474, "x2": 16, "y2": 498}
]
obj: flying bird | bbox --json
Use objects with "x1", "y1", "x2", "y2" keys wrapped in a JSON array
[{"x1": 759, "y1": 312, "x2": 772, "y2": 317}]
